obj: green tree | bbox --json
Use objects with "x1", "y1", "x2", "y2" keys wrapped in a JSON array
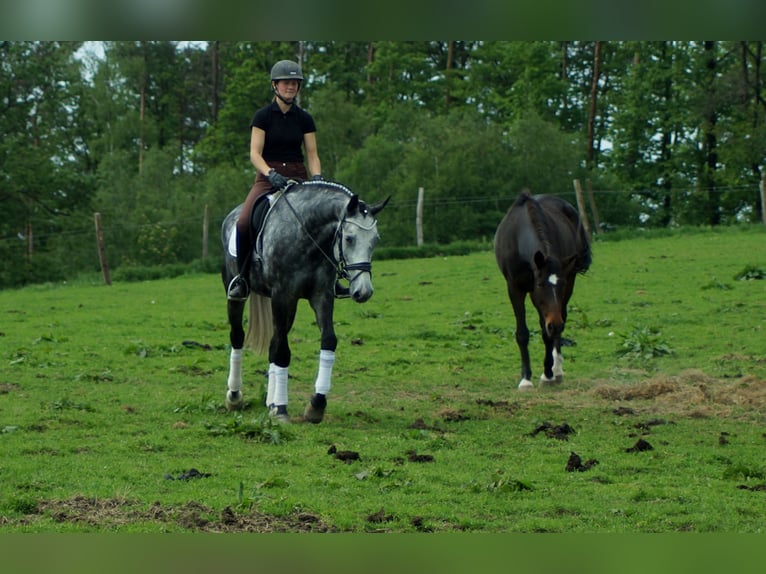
[
  {"x1": 0, "y1": 41, "x2": 94, "y2": 286},
  {"x1": 714, "y1": 41, "x2": 766, "y2": 223}
]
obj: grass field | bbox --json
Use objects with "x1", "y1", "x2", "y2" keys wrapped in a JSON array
[{"x1": 1, "y1": 225, "x2": 764, "y2": 533}]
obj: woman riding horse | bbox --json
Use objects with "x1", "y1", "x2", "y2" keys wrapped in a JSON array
[{"x1": 227, "y1": 59, "x2": 348, "y2": 300}]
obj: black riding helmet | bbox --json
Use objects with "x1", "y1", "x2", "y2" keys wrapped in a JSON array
[
  {"x1": 270, "y1": 60, "x2": 303, "y2": 105},
  {"x1": 270, "y1": 60, "x2": 304, "y2": 82}
]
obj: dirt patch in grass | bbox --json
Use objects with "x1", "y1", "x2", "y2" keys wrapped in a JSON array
[
  {"x1": 530, "y1": 421, "x2": 577, "y2": 441},
  {"x1": 0, "y1": 382, "x2": 20, "y2": 394},
  {"x1": 19, "y1": 496, "x2": 334, "y2": 532},
  {"x1": 591, "y1": 369, "x2": 766, "y2": 418}
]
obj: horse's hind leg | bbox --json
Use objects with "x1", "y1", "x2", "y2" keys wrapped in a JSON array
[
  {"x1": 225, "y1": 299, "x2": 247, "y2": 410},
  {"x1": 555, "y1": 328, "x2": 566, "y2": 382}
]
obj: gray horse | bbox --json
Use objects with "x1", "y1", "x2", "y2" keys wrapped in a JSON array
[
  {"x1": 221, "y1": 181, "x2": 389, "y2": 422},
  {"x1": 494, "y1": 190, "x2": 592, "y2": 390}
]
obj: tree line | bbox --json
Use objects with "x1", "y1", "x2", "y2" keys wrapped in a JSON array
[{"x1": 1, "y1": 41, "x2": 764, "y2": 288}]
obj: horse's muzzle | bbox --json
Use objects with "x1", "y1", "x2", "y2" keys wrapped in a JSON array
[
  {"x1": 351, "y1": 279, "x2": 373, "y2": 303},
  {"x1": 344, "y1": 262, "x2": 374, "y2": 303},
  {"x1": 544, "y1": 314, "x2": 564, "y2": 339}
]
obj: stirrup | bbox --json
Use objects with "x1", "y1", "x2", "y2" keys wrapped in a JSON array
[
  {"x1": 334, "y1": 281, "x2": 350, "y2": 299},
  {"x1": 227, "y1": 275, "x2": 250, "y2": 301}
]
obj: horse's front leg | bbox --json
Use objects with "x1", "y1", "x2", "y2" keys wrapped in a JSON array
[
  {"x1": 225, "y1": 299, "x2": 247, "y2": 410},
  {"x1": 304, "y1": 293, "x2": 337, "y2": 423},
  {"x1": 509, "y1": 286, "x2": 533, "y2": 390},
  {"x1": 538, "y1": 313, "x2": 563, "y2": 385},
  {"x1": 539, "y1": 330, "x2": 557, "y2": 385},
  {"x1": 553, "y1": 288, "x2": 576, "y2": 384},
  {"x1": 266, "y1": 297, "x2": 297, "y2": 423}
]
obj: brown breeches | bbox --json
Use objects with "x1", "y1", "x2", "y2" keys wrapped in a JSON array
[{"x1": 235, "y1": 161, "x2": 308, "y2": 270}]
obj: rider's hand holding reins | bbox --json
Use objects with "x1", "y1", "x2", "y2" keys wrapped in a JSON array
[{"x1": 268, "y1": 169, "x2": 288, "y2": 189}]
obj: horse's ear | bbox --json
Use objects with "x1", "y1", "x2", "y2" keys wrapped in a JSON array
[
  {"x1": 347, "y1": 194, "x2": 360, "y2": 215},
  {"x1": 562, "y1": 253, "x2": 579, "y2": 272},
  {"x1": 369, "y1": 196, "x2": 391, "y2": 216},
  {"x1": 533, "y1": 250, "x2": 547, "y2": 270}
]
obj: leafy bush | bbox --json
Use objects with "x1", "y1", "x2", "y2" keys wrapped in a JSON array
[{"x1": 616, "y1": 326, "x2": 674, "y2": 360}]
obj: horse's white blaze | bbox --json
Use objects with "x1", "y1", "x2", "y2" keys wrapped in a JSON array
[
  {"x1": 547, "y1": 274, "x2": 560, "y2": 306},
  {"x1": 518, "y1": 378, "x2": 534, "y2": 390},
  {"x1": 315, "y1": 349, "x2": 334, "y2": 395}
]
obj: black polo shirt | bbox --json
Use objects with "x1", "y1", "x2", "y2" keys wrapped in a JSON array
[{"x1": 250, "y1": 101, "x2": 317, "y2": 163}]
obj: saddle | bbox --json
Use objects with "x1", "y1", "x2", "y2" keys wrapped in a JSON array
[{"x1": 227, "y1": 187, "x2": 289, "y2": 258}]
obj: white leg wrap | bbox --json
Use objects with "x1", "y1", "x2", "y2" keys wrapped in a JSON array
[
  {"x1": 266, "y1": 363, "x2": 276, "y2": 406},
  {"x1": 227, "y1": 348, "x2": 243, "y2": 393},
  {"x1": 315, "y1": 349, "x2": 335, "y2": 395},
  {"x1": 272, "y1": 365, "x2": 288, "y2": 406}
]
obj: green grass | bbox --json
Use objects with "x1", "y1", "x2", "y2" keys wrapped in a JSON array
[{"x1": 1, "y1": 225, "x2": 765, "y2": 532}]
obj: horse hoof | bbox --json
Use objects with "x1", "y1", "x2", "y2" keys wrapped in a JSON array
[
  {"x1": 540, "y1": 374, "x2": 557, "y2": 387},
  {"x1": 225, "y1": 391, "x2": 244, "y2": 411},
  {"x1": 269, "y1": 405, "x2": 291, "y2": 424},
  {"x1": 304, "y1": 394, "x2": 327, "y2": 424},
  {"x1": 304, "y1": 404, "x2": 325, "y2": 424},
  {"x1": 518, "y1": 379, "x2": 534, "y2": 391}
]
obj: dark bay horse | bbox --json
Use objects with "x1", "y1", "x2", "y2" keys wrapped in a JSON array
[
  {"x1": 494, "y1": 190, "x2": 592, "y2": 390},
  {"x1": 221, "y1": 181, "x2": 389, "y2": 422}
]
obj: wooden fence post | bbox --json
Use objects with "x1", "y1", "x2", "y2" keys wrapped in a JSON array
[
  {"x1": 416, "y1": 187, "x2": 424, "y2": 246},
  {"x1": 572, "y1": 179, "x2": 592, "y2": 239},
  {"x1": 94, "y1": 212, "x2": 111, "y2": 286},
  {"x1": 585, "y1": 178, "x2": 601, "y2": 233}
]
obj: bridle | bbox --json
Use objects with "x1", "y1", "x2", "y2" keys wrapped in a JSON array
[
  {"x1": 281, "y1": 187, "x2": 377, "y2": 287},
  {"x1": 333, "y1": 216, "x2": 376, "y2": 285}
]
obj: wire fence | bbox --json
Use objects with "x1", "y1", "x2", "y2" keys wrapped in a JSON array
[{"x1": 2, "y1": 183, "x2": 763, "y2": 247}]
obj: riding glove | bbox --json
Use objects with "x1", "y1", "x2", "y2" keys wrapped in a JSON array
[
  {"x1": 267, "y1": 169, "x2": 288, "y2": 189},
  {"x1": 311, "y1": 174, "x2": 323, "y2": 181}
]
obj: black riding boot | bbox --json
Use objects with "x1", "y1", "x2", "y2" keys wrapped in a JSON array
[
  {"x1": 334, "y1": 280, "x2": 350, "y2": 299},
  {"x1": 227, "y1": 232, "x2": 251, "y2": 301}
]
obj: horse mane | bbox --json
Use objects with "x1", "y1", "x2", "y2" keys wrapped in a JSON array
[
  {"x1": 517, "y1": 190, "x2": 553, "y2": 257},
  {"x1": 515, "y1": 189, "x2": 592, "y2": 275},
  {"x1": 291, "y1": 179, "x2": 355, "y2": 198}
]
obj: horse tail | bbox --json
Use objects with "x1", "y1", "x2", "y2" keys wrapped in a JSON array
[{"x1": 245, "y1": 293, "x2": 273, "y2": 356}]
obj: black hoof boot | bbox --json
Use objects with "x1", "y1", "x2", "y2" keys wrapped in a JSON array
[
  {"x1": 268, "y1": 404, "x2": 290, "y2": 424},
  {"x1": 225, "y1": 390, "x2": 244, "y2": 411},
  {"x1": 304, "y1": 393, "x2": 327, "y2": 424}
]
